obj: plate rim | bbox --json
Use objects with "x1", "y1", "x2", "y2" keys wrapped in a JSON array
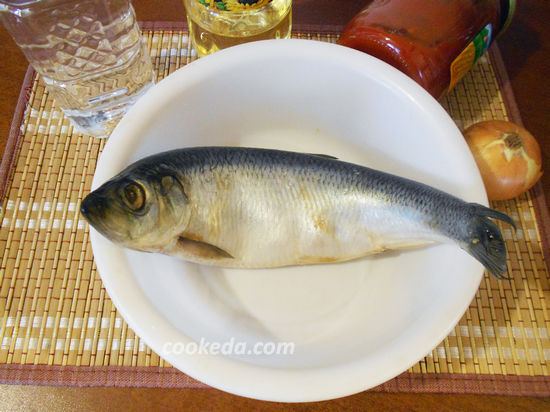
[{"x1": 89, "y1": 39, "x2": 487, "y2": 402}]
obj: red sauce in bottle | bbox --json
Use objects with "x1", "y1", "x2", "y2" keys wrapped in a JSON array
[{"x1": 338, "y1": 0, "x2": 515, "y2": 98}]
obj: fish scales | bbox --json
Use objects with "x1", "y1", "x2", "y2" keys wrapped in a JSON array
[{"x1": 175, "y1": 148, "x2": 434, "y2": 264}]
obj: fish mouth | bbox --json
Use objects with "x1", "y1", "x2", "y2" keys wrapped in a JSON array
[
  {"x1": 81, "y1": 192, "x2": 106, "y2": 223},
  {"x1": 80, "y1": 192, "x2": 116, "y2": 238},
  {"x1": 81, "y1": 191, "x2": 137, "y2": 246}
]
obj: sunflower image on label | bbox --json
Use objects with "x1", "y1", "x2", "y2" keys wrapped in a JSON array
[
  {"x1": 185, "y1": 0, "x2": 292, "y2": 57},
  {"x1": 197, "y1": 0, "x2": 272, "y2": 11}
]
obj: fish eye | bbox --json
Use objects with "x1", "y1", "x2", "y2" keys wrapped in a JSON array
[{"x1": 122, "y1": 183, "x2": 145, "y2": 211}]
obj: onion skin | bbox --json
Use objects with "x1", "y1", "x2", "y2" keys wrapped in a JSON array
[{"x1": 464, "y1": 120, "x2": 543, "y2": 201}]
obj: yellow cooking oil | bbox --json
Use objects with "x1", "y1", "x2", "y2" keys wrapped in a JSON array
[{"x1": 183, "y1": 0, "x2": 292, "y2": 57}]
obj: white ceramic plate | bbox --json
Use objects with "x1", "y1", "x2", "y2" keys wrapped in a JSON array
[{"x1": 89, "y1": 39, "x2": 486, "y2": 402}]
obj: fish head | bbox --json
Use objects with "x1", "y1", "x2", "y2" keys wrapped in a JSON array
[{"x1": 80, "y1": 169, "x2": 190, "y2": 252}]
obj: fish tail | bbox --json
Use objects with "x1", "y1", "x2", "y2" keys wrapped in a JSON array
[{"x1": 464, "y1": 204, "x2": 515, "y2": 280}]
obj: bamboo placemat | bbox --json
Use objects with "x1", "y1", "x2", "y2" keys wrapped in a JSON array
[{"x1": 0, "y1": 23, "x2": 549, "y2": 396}]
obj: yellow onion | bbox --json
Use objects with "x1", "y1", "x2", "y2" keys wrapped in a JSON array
[{"x1": 464, "y1": 120, "x2": 543, "y2": 201}]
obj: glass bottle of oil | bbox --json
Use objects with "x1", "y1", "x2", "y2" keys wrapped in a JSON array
[{"x1": 183, "y1": 0, "x2": 292, "y2": 57}]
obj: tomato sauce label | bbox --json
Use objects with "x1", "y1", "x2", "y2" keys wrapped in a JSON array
[
  {"x1": 449, "y1": 24, "x2": 493, "y2": 91},
  {"x1": 197, "y1": 0, "x2": 271, "y2": 11}
]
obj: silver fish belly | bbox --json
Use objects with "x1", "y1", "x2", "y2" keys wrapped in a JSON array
[{"x1": 80, "y1": 147, "x2": 515, "y2": 278}]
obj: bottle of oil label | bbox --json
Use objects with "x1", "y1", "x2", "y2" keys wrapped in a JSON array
[{"x1": 183, "y1": 0, "x2": 292, "y2": 57}]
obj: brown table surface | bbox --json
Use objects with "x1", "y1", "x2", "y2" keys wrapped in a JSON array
[{"x1": 1, "y1": 0, "x2": 549, "y2": 410}]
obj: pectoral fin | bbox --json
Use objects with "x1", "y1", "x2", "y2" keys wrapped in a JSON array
[{"x1": 177, "y1": 236, "x2": 233, "y2": 260}]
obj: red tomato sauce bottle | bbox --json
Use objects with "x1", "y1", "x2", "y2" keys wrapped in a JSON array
[{"x1": 338, "y1": 0, "x2": 515, "y2": 99}]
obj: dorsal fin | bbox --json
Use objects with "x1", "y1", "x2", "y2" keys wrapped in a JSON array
[{"x1": 307, "y1": 153, "x2": 338, "y2": 160}]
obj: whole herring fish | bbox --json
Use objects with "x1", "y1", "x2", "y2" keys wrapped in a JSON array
[{"x1": 81, "y1": 147, "x2": 515, "y2": 278}]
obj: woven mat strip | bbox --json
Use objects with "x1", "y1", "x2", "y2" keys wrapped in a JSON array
[
  {"x1": 0, "y1": 27, "x2": 549, "y2": 394},
  {"x1": 0, "y1": 364, "x2": 547, "y2": 396}
]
